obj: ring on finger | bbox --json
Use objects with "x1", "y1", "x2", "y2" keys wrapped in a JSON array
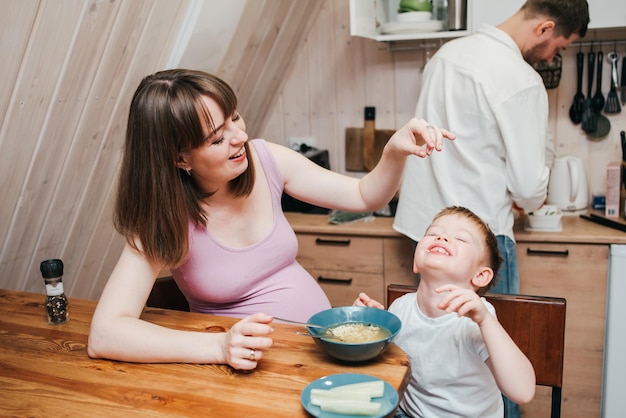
[
  {"x1": 426, "y1": 125, "x2": 435, "y2": 129},
  {"x1": 248, "y1": 349, "x2": 256, "y2": 361}
]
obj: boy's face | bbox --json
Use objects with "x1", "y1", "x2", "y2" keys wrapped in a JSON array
[{"x1": 414, "y1": 214, "x2": 488, "y2": 287}]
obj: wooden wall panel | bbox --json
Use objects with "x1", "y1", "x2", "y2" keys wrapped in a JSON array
[
  {"x1": 281, "y1": 45, "x2": 311, "y2": 142},
  {"x1": 12, "y1": 0, "x2": 123, "y2": 295},
  {"x1": 0, "y1": 0, "x2": 193, "y2": 298},
  {"x1": 70, "y1": 0, "x2": 194, "y2": 299},
  {"x1": 307, "y1": 2, "x2": 337, "y2": 170},
  {"x1": 218, "y1": 0, "x2": 323, "y2": 139},
  {"x1": 332, "y1": 0, "x2": 367, "y2": 174},
  {"x1": 0, "y1": 0, "x2": 84, "y2": 290},
  {"x1": 0, "y1": 0, "x2": 39, "y2": 125}
]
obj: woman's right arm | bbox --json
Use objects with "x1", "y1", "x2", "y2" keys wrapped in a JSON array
[{"x1": 87, "y1": 243, "x2": 274, "y2": 369}]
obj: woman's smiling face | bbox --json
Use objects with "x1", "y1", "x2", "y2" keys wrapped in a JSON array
[{"x1": 181, "y1": 95, "x2": 249, "y2": 192}]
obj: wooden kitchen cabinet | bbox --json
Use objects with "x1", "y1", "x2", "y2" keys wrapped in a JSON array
[
  {"x1": 296, "y1": 234, "x2": 385, "y2": 306},
  {"x1": 294, "y1": 230, "x2": 417, "y2": 307},
  {"x1": 516, "y1": 242, "x2": 608, "y2": 418}
]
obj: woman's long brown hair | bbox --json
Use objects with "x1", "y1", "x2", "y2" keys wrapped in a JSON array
[{"x1": 114, "y1": 69, "x2": 255, "y2": 266}]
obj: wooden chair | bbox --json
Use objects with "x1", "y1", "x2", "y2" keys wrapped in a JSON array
[
  {"x1": 387, "y1": 284, "x2": 566, "y2": 418},
  {"x1": 146, "y1": 276, "x2": 190, "y2": 312}
]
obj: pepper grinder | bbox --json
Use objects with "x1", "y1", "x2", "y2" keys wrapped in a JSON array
[{"x1": 40, "y1": 259, "x2": 69, "y2": 324}]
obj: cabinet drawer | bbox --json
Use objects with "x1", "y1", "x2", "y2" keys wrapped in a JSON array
[
  {"x1": 296, "y1": 234, "x2": 383, "y2": 274},
  {"x1": 308, "y1": 268, "x2": 384, "y2": 307}
]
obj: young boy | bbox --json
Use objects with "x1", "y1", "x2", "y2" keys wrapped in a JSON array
[{"x1": 355, "y1": 206, "x2": 535, "y2": 417}]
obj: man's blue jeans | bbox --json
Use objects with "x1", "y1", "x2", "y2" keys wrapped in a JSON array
[{"x1": 494, "y1": 235, "x2": 520, "y2": 418}]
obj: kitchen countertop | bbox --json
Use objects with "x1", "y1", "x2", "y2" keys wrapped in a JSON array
[{"x1": 285, "y1": 211, "x2": 626, "y2": 245}]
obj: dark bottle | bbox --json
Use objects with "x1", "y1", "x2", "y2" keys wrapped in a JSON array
[{"x1": 40, "y1": 259, "x2": 69, "y2": 324}]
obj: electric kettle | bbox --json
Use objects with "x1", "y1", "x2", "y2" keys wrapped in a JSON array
[{"x1": 546, "y1": 156, "x2": 589, "y2": 211}]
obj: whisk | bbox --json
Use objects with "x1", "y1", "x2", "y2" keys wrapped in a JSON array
[{"x1": 604, "y1": 51, "x2": 622, "y2": 114}]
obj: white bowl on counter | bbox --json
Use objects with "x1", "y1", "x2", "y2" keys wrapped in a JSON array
[{"x1": 526, "y1": 205, "x2": 563, "y2": 230}]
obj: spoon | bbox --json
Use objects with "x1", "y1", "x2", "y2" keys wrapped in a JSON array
[
  {"x1": 272, "y1": 317, "x2": 336, "y2": 334},
  {"x1": 569, "y1": 51, "x2": 585, "y2": 124}
]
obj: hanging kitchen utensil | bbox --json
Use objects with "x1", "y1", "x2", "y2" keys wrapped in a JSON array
[
  {"x1": 620, "y1": 53, "x2": 626, "y2": 105},
  {"x1": 569, "y1": 51, "x2": 585, "y2": 124},
  {"x1": 604, "y1": 51, "x2": 621, "y2": 114},
  {"x1": 582, "y1": 49, "x2": 597, "y2": 134},
  {"x1": 592, "y1": 50, "x2": 605, "y2": 113},
  {"x1": 533, "y1": 53, "x2": 562, "y2": 89},
  {"x1": 587, "y1": 113, "x2": 611, "y2": 140},
  {"x1": 587, "y1": 48, "x2": 611, "y2": 140},
  {"x1": 621, "y1": 131, "x2": 626, "y2": 188}
]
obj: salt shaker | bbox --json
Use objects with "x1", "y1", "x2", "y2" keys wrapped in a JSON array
[{"x1": 40, "y1": 259, "x2": 69, "y2": 324}]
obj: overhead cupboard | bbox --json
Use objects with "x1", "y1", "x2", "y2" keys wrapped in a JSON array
[{"x1": 350, "y1": 0, "x2": 626, "y2": 42}]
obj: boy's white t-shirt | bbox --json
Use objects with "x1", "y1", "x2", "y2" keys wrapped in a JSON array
[{"x1": 389, "y1": 293, "x2": 504, "y2": 418}]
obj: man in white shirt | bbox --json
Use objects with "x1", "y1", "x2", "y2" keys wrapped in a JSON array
[{"x1": 394, "y1": 1, "x2": 589, "y2": 416}]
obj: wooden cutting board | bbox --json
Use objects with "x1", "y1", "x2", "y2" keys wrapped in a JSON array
[{"x1": 345, "y1": 127, "x2": 394, "y2": 172}]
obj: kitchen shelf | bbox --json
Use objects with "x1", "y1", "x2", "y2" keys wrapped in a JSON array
[
  {"x1": 350, "y1": 0, "x2": 473, "y2": 43},
  {"x1": 373, "y1": 30, "x2": 470, "y2": 43},
  {"x1": 351, "y1": 0, "x2": 625, "y2": 46}
]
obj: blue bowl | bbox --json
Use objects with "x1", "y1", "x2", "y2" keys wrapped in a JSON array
[{"x1": 307, "y1": 306, "x2": 402, "y2": 362}]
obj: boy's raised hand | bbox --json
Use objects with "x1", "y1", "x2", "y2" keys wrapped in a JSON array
[
  {"x1": 353, "y1": 292, "x2": 385, "y2": 309},
  {"x1": 435, "y1": 285, "x2": 491, "y2": 325}
]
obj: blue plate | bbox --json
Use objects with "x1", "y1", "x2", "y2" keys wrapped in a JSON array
[{"x1": 301, "y1": 373, "x2": 399, "y2": 418}]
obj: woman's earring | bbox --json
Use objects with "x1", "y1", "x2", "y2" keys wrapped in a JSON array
[{"x1": 186, "y1": 168, "x2": 191, "y2": 176}]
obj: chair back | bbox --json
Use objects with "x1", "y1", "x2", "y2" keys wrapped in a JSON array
[{"x1": 387, "y1": 284, "x2": 566, "y2": 418}]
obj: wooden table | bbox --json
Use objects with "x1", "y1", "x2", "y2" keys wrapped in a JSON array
[{"x1": 0, "y1": 289, "x2": 410, "y2": 417}]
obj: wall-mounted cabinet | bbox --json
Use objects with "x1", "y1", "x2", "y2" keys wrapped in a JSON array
[
  {"x1": 349, "y1": 0, "x2": 471, "y2": 41},
  {"x1": 350, "y1": 0, "x2": 626, "y2": 43}
]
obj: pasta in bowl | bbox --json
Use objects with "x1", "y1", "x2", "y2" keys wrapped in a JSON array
[{"x1": 306, "y1": 306, "x2": 402, "y2": 362}]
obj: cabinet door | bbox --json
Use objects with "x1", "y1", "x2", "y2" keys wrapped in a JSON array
[
  {"x1": 383, "y1": 237, "x2": 418, "y2": 304},
  {"x1": 516, "y1": 242, "x2": 608, "y2": 418}
]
